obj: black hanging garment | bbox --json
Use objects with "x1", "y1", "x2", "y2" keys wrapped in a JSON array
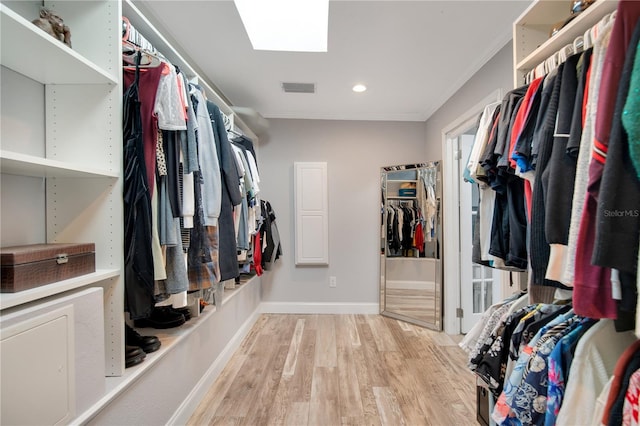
[
  {"x1": 531, "y1": 64, "x2": 563, "y2": 287},
  {"x1": 207, "y1": 101, "x2": 243, "y2": 281},
  {"x1": 262, "y1": 200, "x2": 282, "y2": 270},
  {"x1": 123, "y1": 52, "x2": 156, "y2": 320}
]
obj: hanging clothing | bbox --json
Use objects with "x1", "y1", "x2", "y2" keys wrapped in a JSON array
[
  {"x1": 556, "y1": 320, "x2": 637, "y2": 425},
  {"x1": 510, "y1": 317, "x2": 581, "y2": 425},
  {"x1": 262, "y1": 200, "x2": 282, "y2": 270},
  {"x1": 624, "y1": 38, "x2": 640, "y2": 179},
  {"x1": 608, "y1": 351, "x2": 640, "y2": 425},
  {"x1": 187, "y1": 169, "x2": 218, "y2": 291},
  {"x1": 468, "y1": 102, "x2": 501, "y2": 181},
  {"x1": 544, "y1": 53, "x2": 581, "y2": 283},
  {"x1": 622, "y1": 369, "x2": 640, "y2": 426},
  {"x1": 593, "y1": 18, "x2": 640, "y2": 311},
  {"x1": 188, "y1": 225, "x2": 220, "y2": 291},
  {"x1": 208, "y1": 101, "x2": 242, "y2": 282},
  {"x1": 574, "y1": 0, "x2": 640, "y2": 319},
  {"x1": 545, "y1": 318, "x2": 598, "y2": 426},
  {"x1": 512, "y1": 78, "x2": 544, "y2": 175},
  {"x1": 564, "y1": 16, "x2": 615, "y2": 287},
  {"x1": 154, "y1": 63, "x2": 187, "y2": 131},
  {"x1": 122, "y1": 53, "x2": 156, "y2": 320},
  {"x1": 123, "y1": 62, "x2": 164, "y2": 196},
  {"x1": 191, "y1": 86, "x2": 222, "y2": 227},
  {"x1": 231, "y1": 135, "x2": 258, "y2": 169},
  {"x1": 530, "y1": 64, "x2": 563, "y2": 287}
]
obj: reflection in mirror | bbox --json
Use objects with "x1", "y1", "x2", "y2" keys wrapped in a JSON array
[{"x1": 380, "y1": 162, "x2": 442, "y2": 330}]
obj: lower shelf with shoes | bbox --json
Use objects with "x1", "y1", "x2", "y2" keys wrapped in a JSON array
[
  {"x1": 125, "y1": 345, "x2": 146, "y2": 369},
  {"x1": 133, "y1": 305, "x2": 191, "y2": 329},
  {"x1": 74, "y1": 274, "x2": 262, "y2": 425},
  {"x1": 124, "y1": 323, "x2": 162, "y2": 368}
]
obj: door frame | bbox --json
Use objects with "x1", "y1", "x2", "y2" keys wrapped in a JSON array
[{"x1": 441, "y1": 89, "x2": 504, "y2": 335}]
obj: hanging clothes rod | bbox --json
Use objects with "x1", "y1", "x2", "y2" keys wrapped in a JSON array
[
  {"x1": 524, "y1": 10, "x2": 617, "y2": 84},
  {"x1": 122, "y1": 16, "x2": 157, "y2": 54}
]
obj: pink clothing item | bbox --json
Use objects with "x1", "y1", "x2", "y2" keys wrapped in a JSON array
[
  {"x1": 623, "y1": 369, "x2": 640, "y2": 426},
  {"x1": 604, "y1": 340, "x2": 640, "y2": 422}
]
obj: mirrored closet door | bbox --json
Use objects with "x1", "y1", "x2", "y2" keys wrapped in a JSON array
[{"x1": 380, "y1": 162, "x2": 442, "y2": 330}]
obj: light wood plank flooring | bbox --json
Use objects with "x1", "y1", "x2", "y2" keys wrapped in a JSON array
[{"x1": 188, "y1": 314, "x2": 478, "y2": 426}]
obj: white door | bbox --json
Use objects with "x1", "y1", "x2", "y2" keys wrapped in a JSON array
[{"x1": 458, "y1": 134, "x2": 501, "y2": 333}]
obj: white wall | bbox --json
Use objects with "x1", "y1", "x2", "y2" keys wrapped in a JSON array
[
  {"x1": 258, "y1": 119, "x2": 428, "y2": 310},
  {"x1": 425, "y1": 41, "x2": 514, "y2": 159},
  {"x1": 425, "y1": 40, "x2": 514, "y2": 333},
  {"x1": 256, "y1": 41, "x2": 514, "y2": 316}
]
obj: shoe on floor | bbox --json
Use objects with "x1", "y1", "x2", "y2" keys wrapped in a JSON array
[
  {"x1": 133, "y1": 306, "x2": 186, "y2": 329},
  {"x1": 125, "y1": 324, "x2": 161, "y2": 353},
  {"x1": 125, "y1": 344, "x2": 146, "y2": 368},
  {"x1": 170, "y1": 306, "x2": 192, "y2": 321}
]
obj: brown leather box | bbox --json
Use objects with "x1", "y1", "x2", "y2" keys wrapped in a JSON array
[{"x1": 1, "y1": 243, "x2": 95, "y2": 293}]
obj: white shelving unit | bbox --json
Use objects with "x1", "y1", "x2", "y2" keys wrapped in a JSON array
[
  {"x1": 0, "y1": 269, "x2": 120, "y2": 311},
  {"x1": 1, "y1": 0, "x2": 264, "y2": 422},
  {"x1": 386, "y1": 178, "x2": 418, "y2": 199},
  {"x1": 0, "y1": 5, "x2": 117, "y2": 85},
  {"x1": 513, "y1": 0, "x2": 619, "y2": 86},
  {"x1": 1, "y1": 150, "x2": 120, "y2": 178},
  {"x1": 0, "y1": 0, "x2": 124, "y2": 397}
]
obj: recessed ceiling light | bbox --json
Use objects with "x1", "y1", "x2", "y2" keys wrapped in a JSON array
[
  {"x1": 352, "y1": 84, "x2": 367, "y2": 93},
  {"x1": 233, "y1": 0, "x2": 329, "y2": 52}
]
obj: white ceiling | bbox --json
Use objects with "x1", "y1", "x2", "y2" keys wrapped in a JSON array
[{"x1": 139, "y1": 1, "x2": 532, "y2": 122}]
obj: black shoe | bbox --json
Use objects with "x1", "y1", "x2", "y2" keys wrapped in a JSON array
[
  {"x1": 125, "y1": 345, "x2": 146, "y2": 368},
  {"x1": 133, "y1": 306, "x2": 186, "y2": 329},
  {"x1": 125, "y1": 324, "x2": 161, "y2": 353},
  {"x1": 170, "y1": 306, "x2": 192, "y2": 321}
]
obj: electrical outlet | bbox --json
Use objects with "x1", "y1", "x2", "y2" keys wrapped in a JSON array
[{"x1": 329, "y1": 276, "x2": 337, "y2": 287}]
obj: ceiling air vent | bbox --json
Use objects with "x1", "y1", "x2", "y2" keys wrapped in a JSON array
[{"x1": 282, "y1": 82, "x2": 316, "y2": 94}]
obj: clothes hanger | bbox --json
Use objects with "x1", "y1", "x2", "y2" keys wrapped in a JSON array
[
  {"x1": 122, "y1": 43, "x2": 163, "y2": 69},
  {"x1": 573, "y1": 36, "x2": 584, "y2": 53},
  {"x1": 558, "y1": 43, "x2": 574, "y2": 64},
  {"x1": 122, "y1": 16, "x2": 163, "y2": 69}
]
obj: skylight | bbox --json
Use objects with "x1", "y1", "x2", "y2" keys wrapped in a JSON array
[{"x1": 233, "y1": 0, "x2": 329, "y2": 52}]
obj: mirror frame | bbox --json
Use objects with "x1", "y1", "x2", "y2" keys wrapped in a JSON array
[{"x1": 380, "y1": 162, "x2": 443, "y2": 330}]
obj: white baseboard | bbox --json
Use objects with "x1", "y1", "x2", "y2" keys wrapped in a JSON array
[
  {"x1": 260, "y1": 302, "x2": 379, "y2": 315},
  {"x1": 168, "y1": 306, "x2": 262, "y2": 425}
]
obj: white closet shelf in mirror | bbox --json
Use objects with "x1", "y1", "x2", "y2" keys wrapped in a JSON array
[
  {"x1": 515, "y1": 0, "x2": 618, "y2": 73},
  {"x1": 0, "y1": 5, "x2": 116, "y2": 85},
  {"x1": 0, "y1": 268, "x2": 120, "y2": 311},
  {"x1": 1, "y1": 150, "x2": 119, "y2": 178}
]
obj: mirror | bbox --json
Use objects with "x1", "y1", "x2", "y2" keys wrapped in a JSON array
[{"x1": 380, "y1": 162, "x2": 442, "y2": 330}]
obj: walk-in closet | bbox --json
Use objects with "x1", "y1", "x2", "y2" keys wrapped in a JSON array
[{"x1": 1, "y1": 0, "x2": 638, "y2": 425}]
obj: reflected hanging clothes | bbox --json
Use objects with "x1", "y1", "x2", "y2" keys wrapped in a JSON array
[{"x1": 123, "y1": 52, "x2": 156, "y2": 320}]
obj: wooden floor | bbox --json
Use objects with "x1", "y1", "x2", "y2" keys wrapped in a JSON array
[{"x1": 188, "y1": 314, "x2": 478, "y2": 426}]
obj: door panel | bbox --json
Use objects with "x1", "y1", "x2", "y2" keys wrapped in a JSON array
[{"x1": 459, "y1": 134, "x2": 501, "y2": 333}]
